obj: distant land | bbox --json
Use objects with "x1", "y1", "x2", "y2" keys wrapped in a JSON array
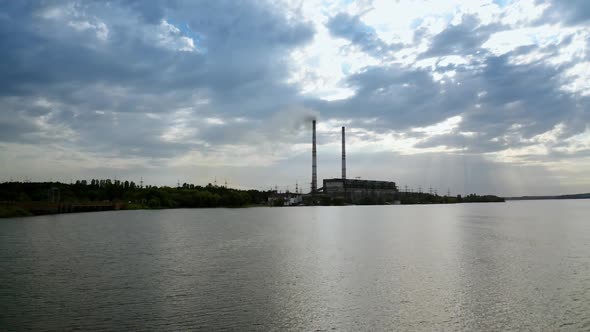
[
  {"x1": 0, "y1": 180, "x2": 504, "y2": 218},
  {"x1": 505, "y1": 193, "x2": 590, "y2": 201}
]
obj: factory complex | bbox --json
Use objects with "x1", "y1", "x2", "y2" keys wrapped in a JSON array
[
  {"x1": 270, "y1": 120, "x2": 399, "y2": 206},
  {"x1": 322, "y1": 178, "x2": 399, "y2": 203}
]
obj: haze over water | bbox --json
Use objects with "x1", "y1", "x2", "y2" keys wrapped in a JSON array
[{"x1": 1, "y1": 200, "x2": 589, "y2": 331}]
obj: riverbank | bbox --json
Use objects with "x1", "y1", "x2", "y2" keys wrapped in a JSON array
[
  {"x1": 0, "y1": 202, "x2": 271, "y2": 219},
  {"x1": 1, "y1": 200, "x2": 508, "y2": 219},
  {"x1": 0, "y1": 206, "x2": 33, "y2": 218},
  {"x1": 0, "y1": 181, "x2": 269, "y2": 216}
]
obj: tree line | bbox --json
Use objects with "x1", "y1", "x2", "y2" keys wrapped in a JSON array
[
  {"x1": 399, "y1": 192, "x2": 504, "y2": 204},
  {"x1": 0, "y1": 180, "x2": 271, "y2": 208}
]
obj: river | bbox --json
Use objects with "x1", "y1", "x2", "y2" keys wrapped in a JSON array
[{"x1": 1, "y1": 200, "x2": 589, "y2": 331}]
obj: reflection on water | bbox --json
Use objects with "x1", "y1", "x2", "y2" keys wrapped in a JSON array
[{"x1": 1, "y1": 200, "x2": 589, "y2": 330}]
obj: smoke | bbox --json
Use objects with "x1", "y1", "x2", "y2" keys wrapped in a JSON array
[
  {"x1": 208, "y1": 105, "x2": 317, "y2": 150},
  {"x1": 269, "y1": 106, "x2": 319, "y2": 134},
  {"x1": 302, "y1": 112, "x2": 317, "y2": 126}
]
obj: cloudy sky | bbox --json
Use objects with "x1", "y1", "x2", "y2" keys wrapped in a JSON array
[{"x1": 1, "y1": 0, "x2": 589, "y2": 196}]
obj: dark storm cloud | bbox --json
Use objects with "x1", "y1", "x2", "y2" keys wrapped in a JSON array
[{"x1": 326, "y1": 13, "x2": 402, "y2": 58}]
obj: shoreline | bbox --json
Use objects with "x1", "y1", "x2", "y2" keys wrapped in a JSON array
[
  {"x1": 0, "y1": 204, "x2": 271, "y2": 219},
  {"x1": 0, "y1": 201, "x2": 511, "y2": 219}
]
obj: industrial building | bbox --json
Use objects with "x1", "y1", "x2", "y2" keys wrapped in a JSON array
[
  {"x1": 309, "y1": 120, "x2": 399, "y2": 204},
  {"x1": 322, "y1": 178, "x2": 398, "y2": 203}
]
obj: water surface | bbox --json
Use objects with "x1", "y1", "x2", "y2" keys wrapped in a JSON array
[{"x1": 1, "y1": 200, "x2": 589, "y2": 331}]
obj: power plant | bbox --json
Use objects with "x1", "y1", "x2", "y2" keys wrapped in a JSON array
[
  {"x1": 267, "y1": 119, "x2": 399, "y2": 206},
  {"x1": 309, "y1": 120, "x2": 399, "y2": 204}
]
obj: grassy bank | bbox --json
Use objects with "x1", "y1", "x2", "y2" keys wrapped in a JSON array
[
  {"x1": 0, "y1": 206, "x2": 33, "y2": 218},
  {"x1": 0, "y1": 203, "x2": 273, "y2": 218}
]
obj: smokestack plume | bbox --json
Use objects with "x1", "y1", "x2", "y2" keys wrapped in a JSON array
[
  {"x1": 311, "y1": 120, "x2": 317, "y2": 193},
  {"x1": 342, "y1": 126, "x2": 346, "y2": 180}
]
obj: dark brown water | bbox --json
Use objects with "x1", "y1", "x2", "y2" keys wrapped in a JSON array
[{"x1": 1, "y1": 200, "x2": 589, "y2": 331}]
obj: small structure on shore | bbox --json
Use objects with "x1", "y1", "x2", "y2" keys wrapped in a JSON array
[{"x1": 267, "y1": 191, "x2": 303, "y2": 206}]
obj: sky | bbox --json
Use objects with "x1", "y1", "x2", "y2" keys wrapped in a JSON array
[{"x1": 0, "y1": 0, "x2": 589, "y2": 196}]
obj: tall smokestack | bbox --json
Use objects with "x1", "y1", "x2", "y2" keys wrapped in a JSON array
[
  {"x1": 342, "y1": 126, "x2": 346, "y2": 180},
  {"x1": 312, "y1": 120, "x2": 317, "y2": 193}
]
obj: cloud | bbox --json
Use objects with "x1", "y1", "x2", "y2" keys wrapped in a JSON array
[
  {"x1": 0, "y1": 0, "x2": 314, "y2": 155},
  {"x1": 420, "y1": 15, "x2": 503, "y2": 58},
  {"x1": 326, "y1": 13, "x2": 403, "y2": 58},
  {"x1": 540, "y1": 0, "x2": 590, "y2": 25},
  {"x1": 312, "y1": 9, "x2": 589, "y2": 158},
  {"x1": 0, "y1": 0, "x2": 589, "y2": 195}
]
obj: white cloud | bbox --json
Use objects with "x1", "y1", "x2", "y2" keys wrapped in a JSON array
[
  {"x1": 561, "y1": 62, "x2": 590, "y2": 96},
  {"x1": 160, "y1": 108, "x2": 198, "y2": 143},
  {"x1": 483, "y1": 25, "x2": 575, "y2": 58},
  {"x1": 412, "y1": 115, "x2": 462, "y2": 135},
  {"x1": 500, "y1": 0, "x2": 549, "y2": 26},
  {"x1": 364, "y1": 0, "x2": 501, "y2": 43},
  {"x1": 37, "y1": 3, "x2": 110, "y2": 41},
  {"x1": 286, "y1": 2, "x2": 377, "y2": 101},
  {"x1": 68, "y1": 20, "x2": 109, "y2": 41},
  {"x1": 36, "y1": 6, "x2": 68, "y2": 20},
  {"x1": 204, "y1": 117, "x2": 225, "y2": 126},
  {"x1": 156, "y1": 20, "x2": 197, "y2": 52}
]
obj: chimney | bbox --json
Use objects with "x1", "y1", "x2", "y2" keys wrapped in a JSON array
[
  {"x1": 342, "y1": 126, "x2": 346, "y2": 180},
  {"x1": 311, "y1": 120, "x2": 317, "y2": 193}
]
